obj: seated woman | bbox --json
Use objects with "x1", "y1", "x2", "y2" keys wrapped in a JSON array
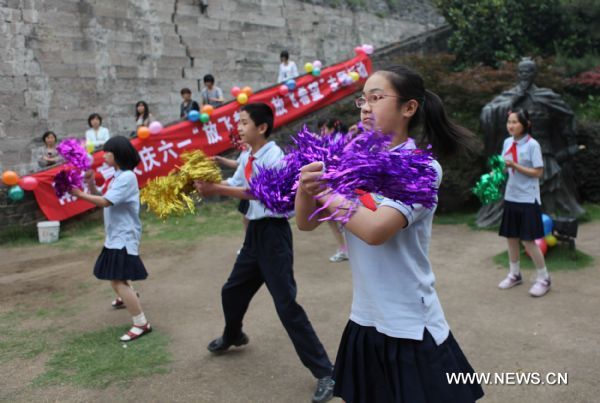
[{"x1": 37, "y1": 131, "x2": 62, "y2": 168}]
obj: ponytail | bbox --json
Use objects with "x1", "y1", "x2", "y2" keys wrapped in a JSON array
[
  {"x1": 381, "y1": 65, "x2": 480, "y2": 158},
  {"x1": 421, "y1": 89, "x2": 479, "y2": 158}
]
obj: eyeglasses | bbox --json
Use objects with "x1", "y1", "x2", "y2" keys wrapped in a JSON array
[{"x1": 355, "y1": 94, "x2": 402, "y2": 108}]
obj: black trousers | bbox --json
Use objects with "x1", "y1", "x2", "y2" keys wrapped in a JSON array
[{"x1": 221, "y1": 217, "x2": 332, "y2": 378}]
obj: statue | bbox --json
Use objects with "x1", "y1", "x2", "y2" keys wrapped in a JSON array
[{"x1": 476, "y1": 58, "x2": 585, "y2": 227}]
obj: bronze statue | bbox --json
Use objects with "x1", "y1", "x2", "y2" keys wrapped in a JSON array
[{"x1": 477, "y1": 58, "x2": 585, "y2": 227}]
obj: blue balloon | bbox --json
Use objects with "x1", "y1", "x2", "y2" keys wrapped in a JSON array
[
  {"x1": 542, "y1": 213, "x2": 553, "y2": 236},
  {"x1": 187, "y1": 110, "x2": 200, "y2": 122},
  {"x1": 285, "y1": 79, "x2": 296, "y2": 90},
  {"x1": 312, "y1": 68, "x2": 321, "y2": 77}
]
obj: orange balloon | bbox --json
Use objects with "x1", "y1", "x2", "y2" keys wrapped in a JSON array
[
  {"x1": 241, "y1": 86, "x2": 253, "y2": 96},
  {"x1": 137, "y1": 126, "x2": 151, "y2": 140},
  {"x1": 201, "y1": 105, "x2": 215, "y2": 115},
  {"x1": 2, "y1": 170, "x2": 19, "y2": 186}
]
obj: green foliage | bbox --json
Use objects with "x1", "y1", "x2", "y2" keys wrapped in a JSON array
[{"x1": 435, "y1": 0, "x2": 599, "y2": 67}]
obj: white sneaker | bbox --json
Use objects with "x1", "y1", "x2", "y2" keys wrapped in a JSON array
[
  {"x1": 329, "y1": 250, "x2": 348, "y2": 263},
  {"x1": 498, "y1": 273, "x2": 523, "y2": 289},
  {"x1": 529, "y1": 277, "x2": 551, "y2": 297}
]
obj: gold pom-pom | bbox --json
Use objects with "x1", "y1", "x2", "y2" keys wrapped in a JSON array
[{"x1": 140, "y1": 150, "x2": 222, "y2": 219}]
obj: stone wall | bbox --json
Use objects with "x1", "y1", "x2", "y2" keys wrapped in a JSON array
[{"x1": 0, "y1": 0, "x2": 444, "y2": 172}]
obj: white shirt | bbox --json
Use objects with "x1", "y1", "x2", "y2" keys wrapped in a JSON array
[
  {"x1": 103, "y1": 170, "x2": 142, "y2": 255},
  {"x1": 85, "y1": 127, "x2": 111, "y2": 148},
  {"x1": 502, "y1": 135, "x2": 544, "y2": 204},
  {"x1": 226, "y1": 141, "x2": 289, "y2": 220},
  {"x1": 344, "y1": 139, "x2": 450, "y2": 346},
  {"x1": 278, "y1": 61, "x2": 299, "y2": 83}
]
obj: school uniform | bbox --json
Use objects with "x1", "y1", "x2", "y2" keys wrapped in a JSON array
[
  {"x1": 333, "y1": 139, "x2": 483, "y2": 403},
  {"x1": 499, "y1": 135, "x2": 545, "y2": 241},
  {"x1": 222, "y1": 141, "x2": 333, "y2": 379},
  {"x1": 94, "y1": 170, "x2": 147, "y2": 281}
]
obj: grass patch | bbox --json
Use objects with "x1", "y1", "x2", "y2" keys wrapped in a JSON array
[
  {"x1": 580, "y1": 203, "x2": 600, "y2": 223},
  {"x1": 34, "y1": 326, "x2": 171, "y2": 388},
  {"x1": 0, "y1": 311, "x2": 58, "y2": 361},
  {"x1": 142, "y1": 199, "x2": 243, "y2": 242},
  {"x1": 492, "y1": 243, "x2": 594, "y2": 271}
]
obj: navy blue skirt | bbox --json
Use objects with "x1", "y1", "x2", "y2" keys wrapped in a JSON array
[
  {"x1": 333, "y1": 321, "x2": 484, "y2": 403},
  {"x1": 499, "y1": 200, "x2": 544, "y2": 241},
  {"x1": 93, "y1": 247, "x2": 148, "y2": 281}
]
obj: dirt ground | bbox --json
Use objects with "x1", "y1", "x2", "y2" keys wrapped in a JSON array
[{"x1": 1, "y1": 220, "x2": 599, "y2": 403}]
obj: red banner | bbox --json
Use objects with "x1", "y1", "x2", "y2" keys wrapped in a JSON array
[{"x1": 31, "y1": 54, "x2": 372, "y2": 221}]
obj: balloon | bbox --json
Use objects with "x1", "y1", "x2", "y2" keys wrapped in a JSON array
[
  {"x1": 312, "y1": 68, "x2": 321, "y2": 77},
  {"x1": 94, "y1": 171, "x2": 105, "y2": 187},
  {"x1": 86, "y1": 141, "x2": 95, "y2": 154},
  {"x1": 349, "y1": 71, "x2": 360, "y2": 81},
  {"x1": 2, "y1": 170, "x2": 19, "y2": 186},
  {"x1": 285, "y1": 79, "x2": 296, "y2": 90},
  {"x1": 304, "y1": 62, "x2": 313, "y2": 73},
  {"x1": 188, "y1": 110, "x2": 200, "y2": 122},
  {"x1": 231, "y1": 86, "x2": 241, "y2": 97},
  {"x1": 8, "y1": 185, "x2": 24, "y2": 201},
  {"x1": 312, "y1": 60, "x2": 322, "y2": 69},
  {"x1": 201, "y1": 105, "x2": 214, "y2": 116},
  {"x1": 237, "y1": 93, "x2": 249, "y2": 104},
  {"x1": 241, "y1": 86, "x2": 253, "y2": 96},
  {"x1": 278, "y1": 84, "x2": 289, "y2": 96},
  {"x1": 149, "y1": 121, "x2": 163, "y2": 135},
  {"x1": 535, "y1": 238, "x2": 548, "y2": 255},
  {"x1": 545, "y1": 234, "x2": 558, "y2": 247},
  {"x1": 354, "y1": 46, "x2": 366, "y2": 55},
  {"x1": 362, "y1": 44, "x2": 374, "y2": 55},
  {"x1": 19, "y1": 176, "x2": 38, "y2": 191},
  {"x1": 200, "y1": 113, "x2": 210, "y2": 123},
  {"x1": 137, "y1": 126, "x2": 151, "y2": 140},
  {"x1": 542, "y1": 214, "x2": 553, "y2": 236}
]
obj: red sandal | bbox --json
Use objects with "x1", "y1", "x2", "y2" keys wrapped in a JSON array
[
  {"x1": 120, "y1": 323, "x2": 152, "y2": 342},
  {"x1": 111, "y1": 292, "x2": 140, "y2": 310}
]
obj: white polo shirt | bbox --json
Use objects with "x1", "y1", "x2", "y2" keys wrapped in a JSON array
[
  {"x1": 502, "y1": 135, "x2": 544, "y2": 204},
  {"x1": 344, "y1": 140, "x2": 450, "y2": 346},
  {"x1": 226, "y1": 141, "x2": 290, "y2": 220},
  {"x1": 103, "y1": 170, "x2": 142, "y2": 255}
]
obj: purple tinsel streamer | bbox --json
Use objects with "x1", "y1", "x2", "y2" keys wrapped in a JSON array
[
  {"x1": 57, "y1": 138, "x2": 91, "y2": 171},
  {"x1": 249, "y1": 125, "x2": 439, "y2": 223},
  {"x1": 53, "y1": 169, "x2": 84, "y2": 198}
]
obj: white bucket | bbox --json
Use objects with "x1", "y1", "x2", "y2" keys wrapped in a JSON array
[{"x1": 37, "y1": 221, "x2": 60, "y2": 243}]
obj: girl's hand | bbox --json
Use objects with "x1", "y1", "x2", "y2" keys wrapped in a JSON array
[
  {"x1": 70, "y1": 188, "x2": 84, "y2": 197},
  {"x1": 194, "y1": 180, "x2": 218, "y2": 197},
  {"x1": 83, "y1": 170, "x2": 95, "y2": 187},
  {"x1": 504, "y1": 158, "x2": 516, "y2": 169},
  {"x1": 299, "y1": 162, "x2": 326, "y2": 196}
]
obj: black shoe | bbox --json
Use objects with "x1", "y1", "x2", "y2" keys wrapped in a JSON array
[
  {"x1": 207, "y1": 332, "x2": 249, "y2": 353},
  {"x1": 312, "y1": 375, "x2": 334, "y2": 403}
]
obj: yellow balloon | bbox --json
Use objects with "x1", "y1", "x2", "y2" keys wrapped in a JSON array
[
  {"x1": 86, "y1": 142, "x2": 95, "y2": 153},
  {"x1": 545, "y1": 234, "x2": 558, "y2": 247},
  {"x1": 237, "y1": 93, "x2": 248, "y2": 104},
  {"x1": 349, "y1": 71, "x2": 360, "y2": 82},
  {"x1": 304, "y1": 62, "x2": 313, "y2": 73}
]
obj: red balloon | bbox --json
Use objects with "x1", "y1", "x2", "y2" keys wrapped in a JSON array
[
  {"x1": 19, "y1": 176, "x2": 39, "y2": 191},
  {"x1": 527, "y1": 238, "x2": 548, "y2": 257},
  {"x1": 354, "y1": 46, "x2": 366, "y2": 55},
  {"x1": 231, "y1": 86, "x2": 241, "y2": 97},
  {"x1": 278, "y1": 85, "x2": 289, "y2": 96},
  {"x1": 94, "y1": 171, "x2": 105, "y2": 186}
]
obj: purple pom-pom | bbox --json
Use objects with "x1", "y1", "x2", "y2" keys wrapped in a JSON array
[
  {"x1": 53, "y1": 169, "x2": 84, "y2": 198},
  {"x1": 57, "y1": 138, "x2": 91, "y2": 171}
]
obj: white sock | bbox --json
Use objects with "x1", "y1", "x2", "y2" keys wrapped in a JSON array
[
  {"x1": 536, "y1": 267, "x2": 549, "y2": 281},
  {"x1": 133, "y1": 312, "x2": 147, "y2": 327},
  {"x1": 509, "y1": 261, "x2": 520, "y2": 276}
]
